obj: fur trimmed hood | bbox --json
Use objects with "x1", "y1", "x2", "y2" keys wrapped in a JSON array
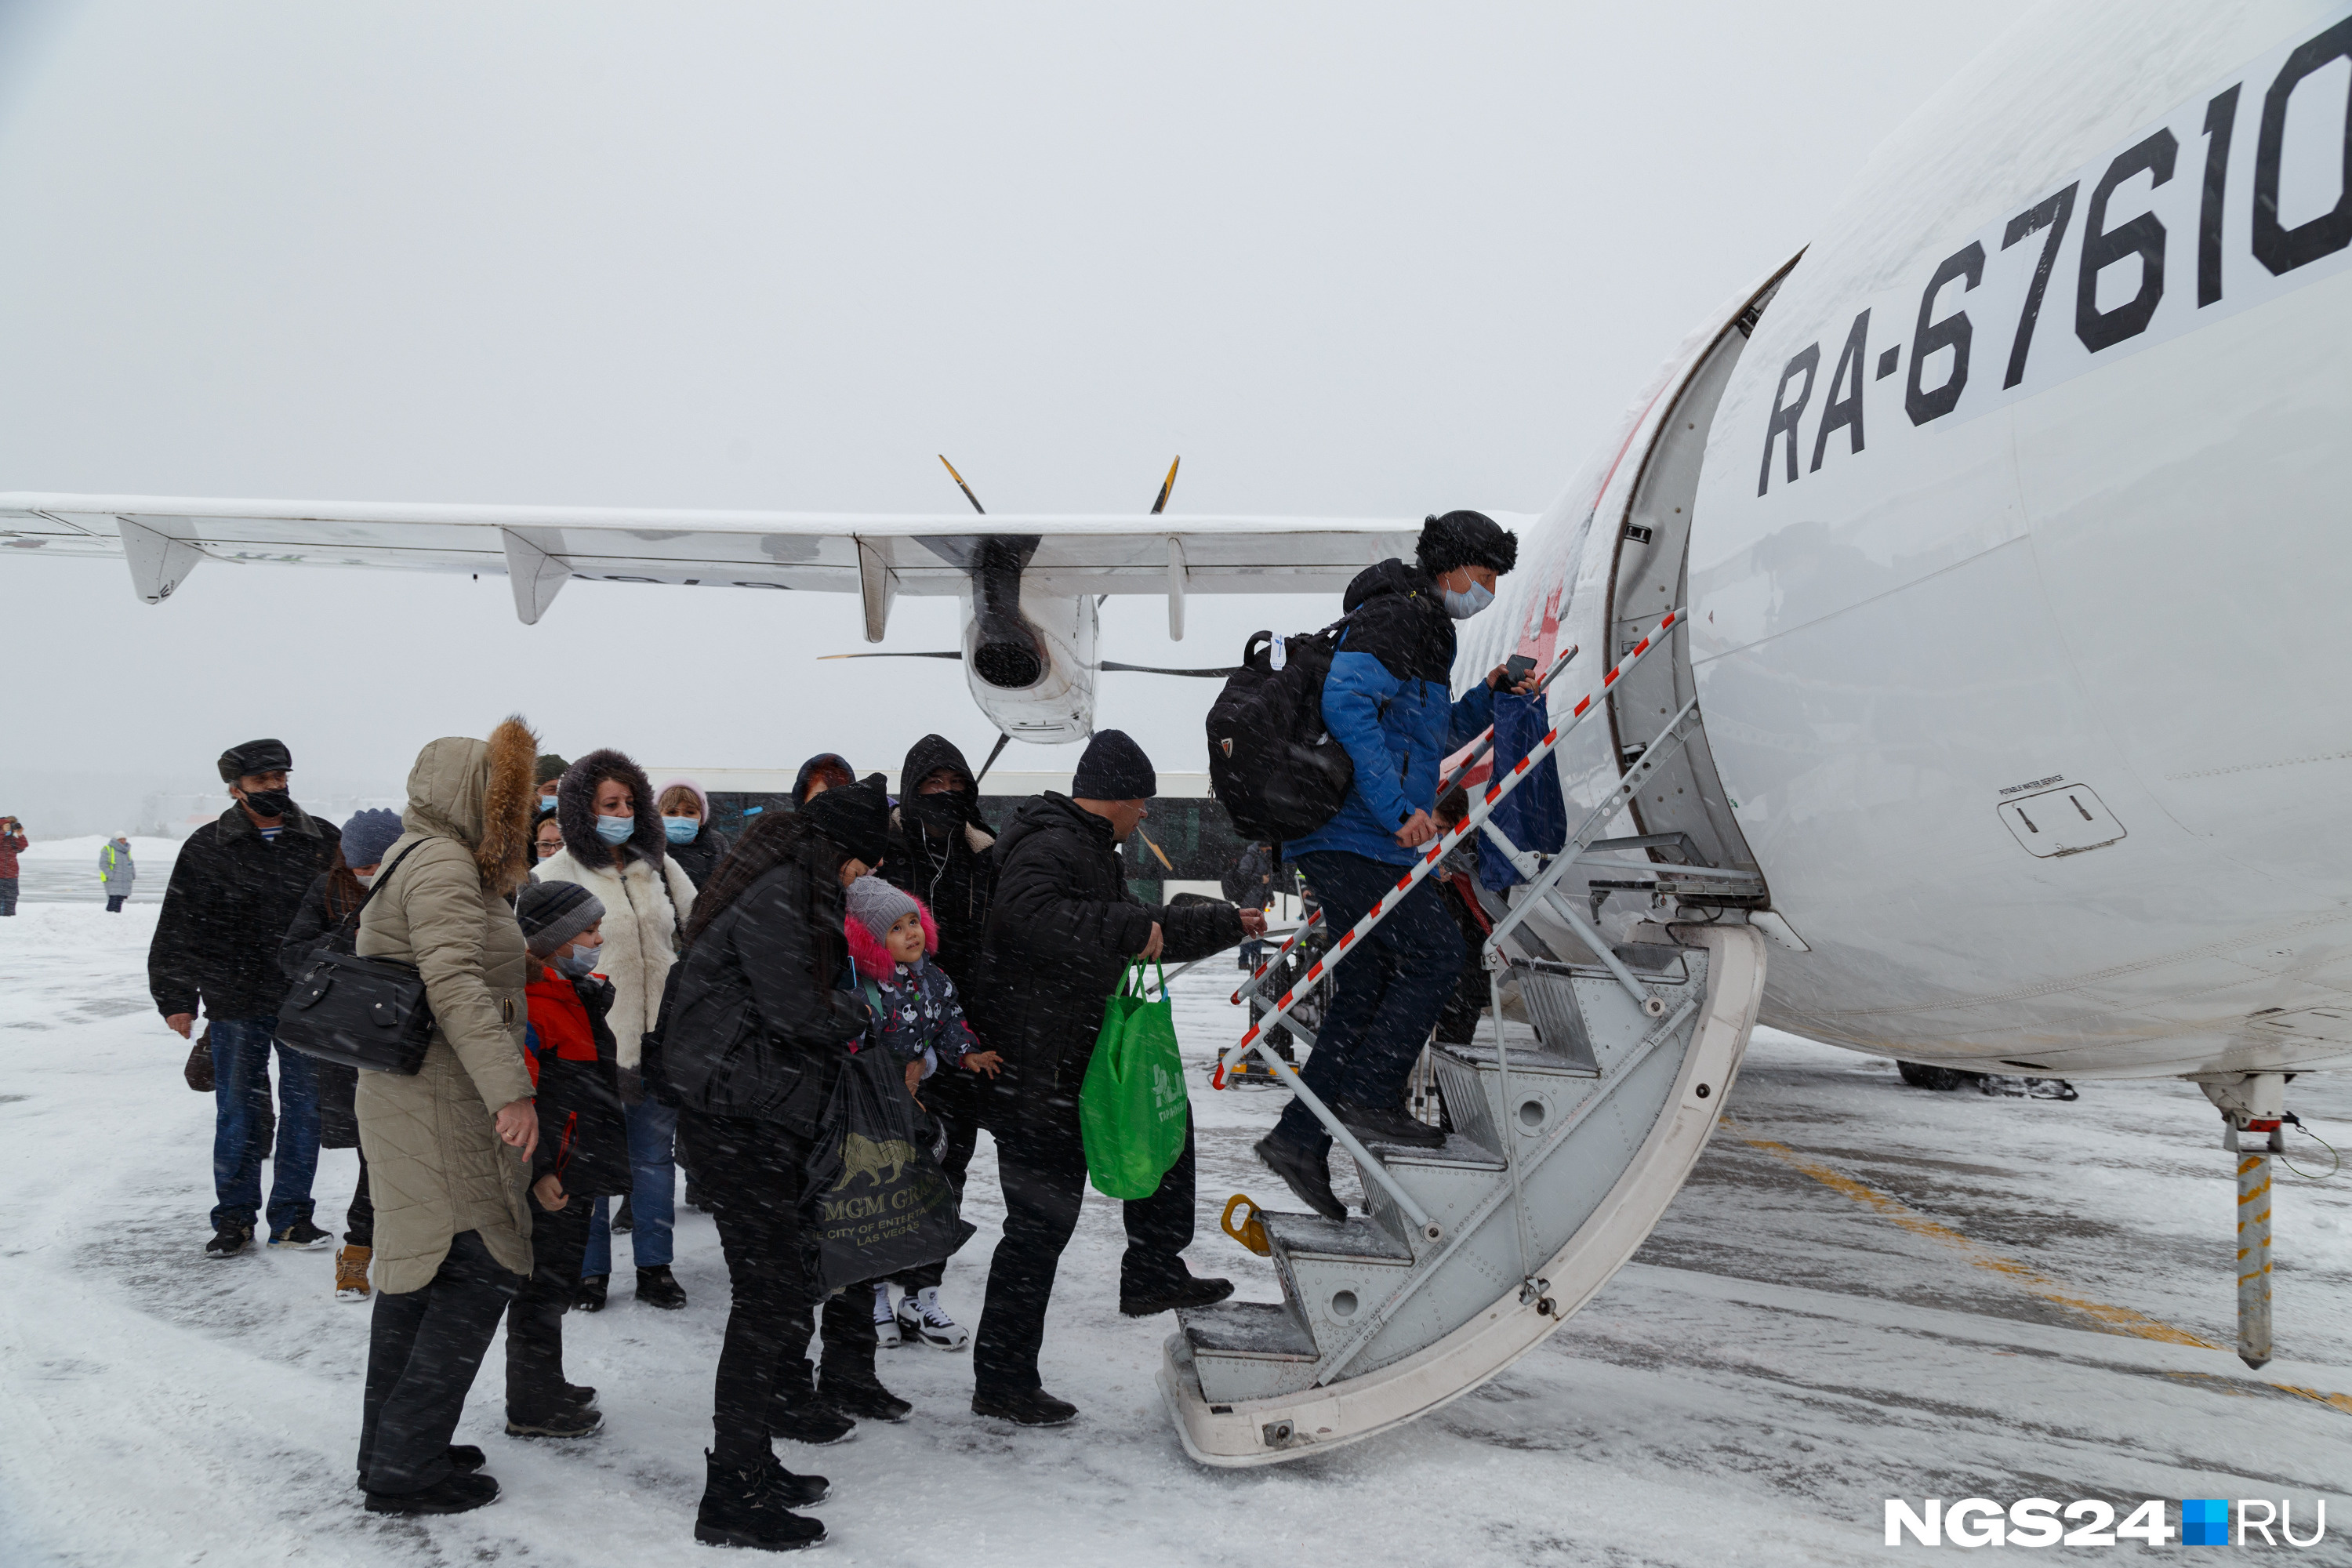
[
  {"x1": 557, "y1": 747, "x2": 668, "y2": 869},
  {"x1": 844, "y1": 894, "x2": 938, "y2": 976},
  {"x1": 400, "y1": 714, "x2": 540, "y2": 896}
]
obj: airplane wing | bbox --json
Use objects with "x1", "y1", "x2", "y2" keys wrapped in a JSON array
[{"x1": 0, "y1": 493, "x2": 1421, "y2": 635}]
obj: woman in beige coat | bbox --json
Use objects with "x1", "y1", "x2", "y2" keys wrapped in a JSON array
[{"x1": 353, "y1": 716, "x2": 541, "y2": 1517}]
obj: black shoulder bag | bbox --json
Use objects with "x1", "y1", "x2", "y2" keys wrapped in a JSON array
[{"x1": 277, "y1": 840, "x2": 438, "y2": 1075}]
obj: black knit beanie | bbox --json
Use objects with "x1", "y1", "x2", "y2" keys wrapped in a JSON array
[
  {"x1": 1416, "y1": 510, "x2": 1519, "y2": 576},
  {"x1": 1073, "y1": 729, "x2": 1156, "y2": 800}
]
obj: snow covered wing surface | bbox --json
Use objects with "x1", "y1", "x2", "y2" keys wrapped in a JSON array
[{"x1": 0, "y1": 493, "x2": 1419, "y2": 604}]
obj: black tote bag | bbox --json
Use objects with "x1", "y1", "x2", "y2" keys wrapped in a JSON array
[
  {"x1": 800, "y1": 1047, "x2": 975, "y2": 1292},
  {"x1": 276, "y1": 840, "x2": 437, "y2": 1076}
]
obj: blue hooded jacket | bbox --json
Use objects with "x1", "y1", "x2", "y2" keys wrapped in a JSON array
[{"x1": 1286, "y1": 560, "x2": 1494, "y2": 867}]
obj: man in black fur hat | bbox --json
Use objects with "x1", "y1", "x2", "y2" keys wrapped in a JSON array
[{"x1": 151, "y1": 738, "x2": 343, "y2": 1258}]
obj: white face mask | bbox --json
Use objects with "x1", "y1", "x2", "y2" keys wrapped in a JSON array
[
  {"x1": 353, "y1": 870, "x2": 377, "y2": 887},
  {"x1": 1438, "y1": 580, "x2": 1494, "y2": 620}
]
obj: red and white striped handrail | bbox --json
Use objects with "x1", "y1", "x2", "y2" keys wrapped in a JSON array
[
  {"x1": 1214, "y1": 612, "x2": 1681, "y2": 1091},
  {"x1": 1226, "y1": 641, "x2": 1581, "y2": 1009}
]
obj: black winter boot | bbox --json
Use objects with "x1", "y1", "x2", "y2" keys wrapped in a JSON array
[
  {"x1": 365, "y1": 1471, "x2": 501, "y2": 1515},
  {"x1": 636, "y1": 1265, "x2": 688, "y2": 1310},
  {"x1": 817, "y1": 1367, "x2": 910, "y2": 1423},
  {"x1": 575, "y1": 1274, "x2": 608, "y2": 1312},
  {"x1": 768, "y1": 1359, "x2": 856, "y2": 1446},
  {"x1": 694, "y1": 1450, "x2": 825, "y2": 1551},
  {"x1": 1120, "y1": 1272, "x2": 1236, "y2": 1317},
  {"x1": 971, "y1": 1386, "x2": 1079, "y2": 1427}
]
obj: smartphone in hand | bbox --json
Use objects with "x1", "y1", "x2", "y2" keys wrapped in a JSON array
[{"x1": 1504, "y1": 654, "x2": 1537, "y2": 685}]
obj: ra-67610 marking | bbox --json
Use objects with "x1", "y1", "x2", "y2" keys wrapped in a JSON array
[{"x1": 1759, "y1": 9, "x2": 2352, "y2": 497}]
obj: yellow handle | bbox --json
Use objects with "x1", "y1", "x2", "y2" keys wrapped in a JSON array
[{"x1": 1221, "y1": 1193, "x2": 1270, "y2": 1257}]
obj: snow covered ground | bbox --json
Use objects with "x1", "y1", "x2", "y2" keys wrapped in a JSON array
[
  {"x1": 11, "y1": 834, "x2": 178, "y2": 907},
  {"x1": 3, "y1": 904, "x2": 2347, "y2": 1565}
]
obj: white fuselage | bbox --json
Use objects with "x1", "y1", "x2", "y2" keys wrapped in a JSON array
[{"x1": 1464, "y1": 0, "x2": 2352, "y2": 1080}]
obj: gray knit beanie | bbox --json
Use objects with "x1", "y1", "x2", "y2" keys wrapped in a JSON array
[
  {"x1": 844, "y1": 874, "x2": 920, "y2": 944},
  {"x1": 515, "y1": 880, "x2": 605, "y2": 957}
]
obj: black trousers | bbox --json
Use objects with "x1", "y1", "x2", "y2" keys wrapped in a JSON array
[
  {"x1": 678, "y1": 1109, "x2": 877, "y2": 1469},
  {"x1": 358, "y1": 1230, "x2": 524, "y2": 1494},
  {"x1": 971, "y1": 1101, "x2": 1196, "y2": 1397},
  {"x1": 345, "y1": 1152, "x2": 374, "y2": 1248},
  {"x1": 505, "y1": 1196, "x2": 592, "y2": 1421},
  {"x1": 890, "y1": 1108, "x2": 980, "y2": 1293}
]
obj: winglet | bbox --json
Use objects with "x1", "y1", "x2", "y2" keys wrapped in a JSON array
[{"x1": 1151, "y1": 455, "x2": 1181, "y2": 515}]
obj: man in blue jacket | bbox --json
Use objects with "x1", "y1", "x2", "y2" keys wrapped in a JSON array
[{"x1": 1255, "y1": 511, "x2": 1529, "y2": 1221}]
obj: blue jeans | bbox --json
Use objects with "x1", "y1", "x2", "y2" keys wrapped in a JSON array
[
  {"x1": 583, "y1": 1098, "x2": 677, "y2": 1275},
  {"x1": 209, "y1": 1016, "x2": 321, "y2": 1234},
  {"x1": 1272, "y1": 851, "x2": 1465, "y2": 1154}
]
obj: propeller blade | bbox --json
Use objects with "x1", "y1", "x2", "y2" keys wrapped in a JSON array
[
  {"x1": 818, "y1": 650, "x2": 965, "y2": 661},
  {"x1": 975, "y1": 731, "x2": 1011, "y2": 783},
  {"x1": 1149, "y1": 456, "x2": 1181, "y2": 515},
  {"x1": 1136, "y1": 826, "x2": 1174, "y2": 871},
  {"x1": 1098, "y1": 660, "x2": 1239, "y2": 677},
  {"x1": 938, "y1": 455, "x2": 986, "y2": 515}
]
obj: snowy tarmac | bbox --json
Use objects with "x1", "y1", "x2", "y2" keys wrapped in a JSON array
[{"x1": 2, "y1": 901, "x2": 2347, "y2": 1564}]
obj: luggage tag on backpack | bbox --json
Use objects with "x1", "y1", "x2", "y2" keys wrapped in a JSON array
[{"x1": 1269, "y1": 636, "x2": 1286, "y2": 671}]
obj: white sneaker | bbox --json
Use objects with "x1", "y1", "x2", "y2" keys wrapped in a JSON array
[
  {"x1": 896, "y1": 1287, "x2": 970, "y2": 1352},
  {"x1": 873, "y1": 1283, "x2": 902, "y2": 1348}
]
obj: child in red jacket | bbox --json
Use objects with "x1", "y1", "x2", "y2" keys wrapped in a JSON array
[{"x1": 510, "y1": 881, "x2": 629, "y2": 1438}]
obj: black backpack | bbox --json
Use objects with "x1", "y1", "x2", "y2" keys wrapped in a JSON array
[{"x1": 1205, "y1": 622, "x2": 1355, "y2": 844}]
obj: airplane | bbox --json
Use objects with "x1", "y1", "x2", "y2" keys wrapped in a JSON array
[{"x1": 4, "y1": 0, "x2": 2344, "y2": 1467}]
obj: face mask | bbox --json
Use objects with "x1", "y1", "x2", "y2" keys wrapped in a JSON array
[
  {"x1": 1438, "y1": 581, "x2": 1494, "y2": 621},
  {"x1": 241, "y1": 789, "x2": 294, "y2": 818},
  {"x1": 904, "y1": 792, "x2": 966, "y2": 835},
  {"x1": 594, "y1": 814, "x2": 634, "y2": 846},
  {"x1": 664, "y1": 817, "x2": 699, "y2": 844},
  {"x1": 554, "y1": 947, "x2": 600, "y2": 978},
  {"x1": 353, "y1": 871, "x2": 377, "y2": 888}
]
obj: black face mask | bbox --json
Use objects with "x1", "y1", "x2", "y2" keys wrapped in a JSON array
[
  {"x1": 903, "y1": 791, "x2": 968, "y2": 841},
  {"x1": 241, "y1": 789, "x2": 293, "y2": 820}
]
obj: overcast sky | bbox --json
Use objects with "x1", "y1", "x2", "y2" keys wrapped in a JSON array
[{"x1": 0, "y1": 1, "x2": 2028, "y2": 832}]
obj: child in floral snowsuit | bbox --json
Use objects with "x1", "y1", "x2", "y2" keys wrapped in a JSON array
[{"x1": 844, "y1": 876, "x2": 1000, "y2": 1349}]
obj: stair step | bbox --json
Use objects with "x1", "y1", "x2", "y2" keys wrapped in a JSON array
[
  {"x1": 1263, "y1": 1211, "x2": 1410, "y2": 1263},
  {"x1": 1436, "y1": 1039, "x2": 1599, "y2": 1077},
  {"x1": 1359, "y1": 1129, "x2": 1506, "y2": 1169},
  {"x1": 1178, "y1": 1299, "x2": 1317, "y2": 1359}
]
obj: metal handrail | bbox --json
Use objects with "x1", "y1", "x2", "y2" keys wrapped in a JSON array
[
  {"x1": 1226, "y1": 641, "x2": 1583, "y2": 1008},
  {"x1": 1214, "y1": 612, "x2": 1687, "y2": 1236}
]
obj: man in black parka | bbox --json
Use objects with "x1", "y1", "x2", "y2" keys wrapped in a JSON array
[
  {"x1": 149, "y1": 738, "x2": 343, "y2": 1258},
  {"x1": 963, "y1": 731, "x2": 1264, "y2": 1425}
]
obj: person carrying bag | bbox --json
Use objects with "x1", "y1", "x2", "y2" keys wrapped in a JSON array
[{"x1": 656, "y1": 779, "x2": 898, "y2": 1553}]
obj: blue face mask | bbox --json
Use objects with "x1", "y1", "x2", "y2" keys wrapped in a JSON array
[
  {"x1": 1438, "y1": 580, "x2": 1494, "y2": 620},
  {"x1": 554, "y1": 947, "x2": 600, "y2": 978},
  {"x1": 593, "y1": 814, "x2": 634, "y2": 846},
  {"x1": 663, "y1": 816, "x2": 699, "y2": 844}
]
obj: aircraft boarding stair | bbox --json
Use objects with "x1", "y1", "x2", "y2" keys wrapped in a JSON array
[{"x1": 1159, "y1": 617, "x2": 1769, "y2": 1465}]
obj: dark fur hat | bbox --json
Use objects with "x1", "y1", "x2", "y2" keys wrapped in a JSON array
[{"x1": 556, "y1": 747, "x2": 668, "y2": 868}]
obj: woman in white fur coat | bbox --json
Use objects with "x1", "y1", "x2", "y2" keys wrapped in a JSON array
[{"x1": 535, "y1": 747, "x2": 697, "y2": 1311}]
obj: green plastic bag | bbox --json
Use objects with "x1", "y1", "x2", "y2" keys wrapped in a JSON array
[{"x1": 1080, "y1": 961, "x2": 1190, "y2": 1200}]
